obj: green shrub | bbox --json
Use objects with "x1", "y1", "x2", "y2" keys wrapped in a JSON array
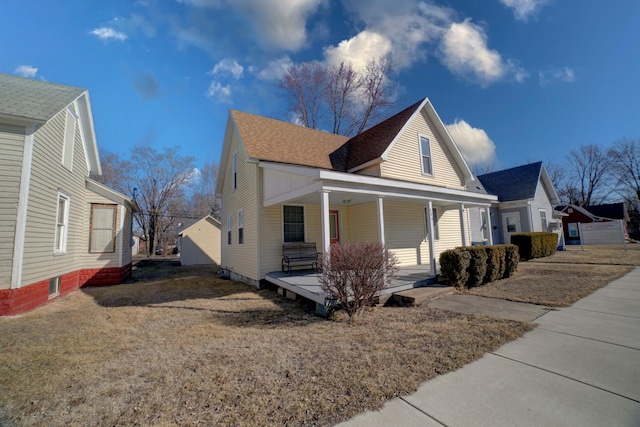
[
  {"x1": 511, "y1": 232, "x2": 558, "y2": 259},
  {"x1": 484, "y1": 246, "x2": 502, "y2": 283},
  {"x1": 439, "y1": 249, "x2": 471, "y2": 288},
  {"x1": 466, "y1": 246, "x2": 488, "y2": 287}
]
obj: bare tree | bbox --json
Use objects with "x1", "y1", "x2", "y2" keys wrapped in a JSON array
[
  {"x1": 278, "y1": 56, "x2": 395, "y2": 136},
  {"x1": 325, "y1": 62, "x2": 360, "y2": 136},
  {"x1": 565, "y1": 144, "x2": 611, "y2": 206},
  {"x1": 128, "y1": 145, "x2": 196, "y2": 256},
  {"x1": 91, "y1": 148, "x2": 130, "y2": 194},
  {"x1": 190, "y1": 161, "x2": 220, "y2": 219},
  {"x1": 278, "y1": 62, "x2": 326, "y2": 129},
  {"x1": 354, "y1": 54, "x2": 394, "y2": 135},
  {"x1": 608, "y1": 138, "x2": 640, "y2": 203}
]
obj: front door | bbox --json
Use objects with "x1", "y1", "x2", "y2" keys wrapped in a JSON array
[
  {"x1": 502, "y1": 212, "x2": 521, "y2": 243},
  {"x1": 329, "y1": 210, "x2": 340, "y2": 245}
]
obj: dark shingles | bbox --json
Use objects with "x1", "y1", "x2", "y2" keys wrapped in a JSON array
[
  {"x1": 477, "y1": 162, "x2": 543, "y2": 202},
  {"x1": 0, "y1": 73, "x2": 86, "y2": 122},
  {"x1": 332, "y1": 98, "x2": 425, "y2": 171},
  {"x1": 584, "y1": 203, "x2": 626, "y2": 220}
]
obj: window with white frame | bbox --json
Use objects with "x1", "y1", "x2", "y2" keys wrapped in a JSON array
[
  {"x1": 283, "y1": 205, "x2": 304, "y2": 242},
  {"x1": 227, "y1": 216, "x2": 232, "y2": 245},
  {"x1": 481, "y1": 210, "x2": 490, "y2": 241},
  {"x1": 568, "y1": 222, "x2": 579, "y2": 237},
  {"x1": 54, "y1": 192, "x2": 70, "y2": 254},
  {"x1": 90, "y1": 204, "x2": 117, "y2": 253},
  {"x1": 49, "y1": 276, "x2": 60, "y2": 297},
  {"x1": 425, "y1": 207, "x2": 440, "y2": 241},
  {"x1": 238, "y1": 210, "x2": 244, "y2": 245},
  {"x1": 232, "y1": 152, "x2": 238, "y2": 190},
  {"x1": 419, "y1": 135, "x2": 433, "y2": 175},
  {"x1": 540, "y1": 209, "x2": 548, "y2": 231},
  {"x1": 62, "y1": 107, "x2": 77, "y2": 170}
]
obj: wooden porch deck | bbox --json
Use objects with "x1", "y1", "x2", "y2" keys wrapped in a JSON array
[{"x1": 264, "y1": 265, "x2": 437, "y2": 308}]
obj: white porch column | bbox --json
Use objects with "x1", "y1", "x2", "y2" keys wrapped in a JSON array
[
  {"x1": 377, "y1": 196, "x2": 385, "y2": 246},
  {"x1": 485, "y1": 207, "x2": 494, "y2": 245},
  {"x1": 459, "y1": 203, "x2": 467, "y2": 246},
  {"x1": 320, "y1": 190, "x2": 331, "y2": 255},
  {"x1": 427, "y1": 200, "x2": 437, "y2": 276}
]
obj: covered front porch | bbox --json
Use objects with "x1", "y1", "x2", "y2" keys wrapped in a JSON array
[{"x1": 264, "y1": 264, "x2": 438, "y2": 308}]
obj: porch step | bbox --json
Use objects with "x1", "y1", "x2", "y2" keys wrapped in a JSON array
[{"x1": 392, "y1": 285, "x2": 455, "y2": 307}]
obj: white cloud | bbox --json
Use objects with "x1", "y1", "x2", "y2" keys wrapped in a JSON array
[
  {"x1": 539, "y1": 67, "x2": 576, "y2": 86},
  {"x1": 499, "y1": 0, "x2": 549, "y2": 21},
  {"x1": 234, "y1": 0, "x2": 323, "y2": 51},
  {"x1": 446, "y1": 119, "x2": 497, "y2": 169},
  {"x1": 90, "y1": 27, "x2": 128, "y2": 41},
  {"x1": 439, "y1": 19, "x2": 524, "y2": 86},
  {"x1": 210, "y1": 58, "x2": 244, "y2": 79},
  {"x1": 15, "y1": 65, "x2": 38, "y2": 78},
  {"x1": 256, "y1": 56, "x2": 293, "y2": 80},
  {"x1": 205, "y1": 81, "x2": 232, "y2": 103},
  {"x1": 323, "y1": 30, "x2": 392, "y2": 72}
]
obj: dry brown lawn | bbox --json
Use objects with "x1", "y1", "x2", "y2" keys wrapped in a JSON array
[
  {"x1": 466, "y1": 245, "x2": 638, "y2": 306},
  {"x1": 531, "y1": 243, "x2": 640, "y2": 266},
  {"x1": 0, "y1": 260, "x2": 528, "y2": 426}
]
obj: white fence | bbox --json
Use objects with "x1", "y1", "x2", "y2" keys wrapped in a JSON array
[{"x1": 578, "y1": 220, "x2": 627, "y2": 249}]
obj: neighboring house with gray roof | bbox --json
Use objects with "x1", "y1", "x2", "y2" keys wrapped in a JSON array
[
  {"x1": 216, "y1": 98, "x2": 497, "y2": 309},
  {"x1": 471, "y1": 162, "x2": 564, "y2": 245},
  {"x1": 0, "y1": 73, "x2": 139, "y2": 316}
]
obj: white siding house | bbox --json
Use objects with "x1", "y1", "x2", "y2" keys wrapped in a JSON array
[{"x1": 0, "y1": 73, "x2": 139, "y2": 316}]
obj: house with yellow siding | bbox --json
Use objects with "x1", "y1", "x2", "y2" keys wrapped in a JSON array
[
  {"x1": 215, "y1": 98, "x2": 497, "y2": 308},
  {"x1": 0, "y1": 73, "x2": 139, "y2": 316}
]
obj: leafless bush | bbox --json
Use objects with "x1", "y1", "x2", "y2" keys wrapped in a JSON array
[{"x1": 319, "y1": 242, "x2": 399, "y2": 319}]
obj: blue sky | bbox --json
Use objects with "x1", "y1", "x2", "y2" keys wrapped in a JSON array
[{"x1": 1, "y1": 0, "x2": 638, "y2": 173}]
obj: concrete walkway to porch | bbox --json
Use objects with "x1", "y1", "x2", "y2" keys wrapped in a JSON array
[{"x1": 337, "y1": 267, "x2": 640, "y2": 427}]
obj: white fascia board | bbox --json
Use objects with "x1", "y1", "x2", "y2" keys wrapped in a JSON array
[
  {"x1": 76, "y1": 92, "x2": 101, "y2": 176},
  {"x1": 497, "y1": 199, "x2": 533, "y2": 209},
  {"x1": 539, "y1": 165, "x2": 561, "y2": 205},
  {"x1": 380, "y1": 98, "x2": 428, "y2": 161},
  {"x1": 85, "y1": 178, "x2": 139, "y2": 211},
  {"x1": 317, "y1": 169, "x2": 497, "y2": 203},
  {"x1": 215, "y1": 113, "x2": 236, "y2": 196},
  {"x1": 0, "y1": 114, "x2": 46, "y2": 127},
  {"x1": 178, "y1": 215, "x2": 221, "y2": 236},
  {"x1": 423, "y1": 99, "x2": 474, "y2": 184}
]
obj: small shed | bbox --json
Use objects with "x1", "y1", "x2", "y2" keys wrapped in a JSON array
[{"x1": 178, "y1": 216, "x2": 221, "y2": 266}]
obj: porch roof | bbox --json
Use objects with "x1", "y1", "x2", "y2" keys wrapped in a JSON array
[{"x1": 261, "y1": 162, "x2": 497, "y2": 208}]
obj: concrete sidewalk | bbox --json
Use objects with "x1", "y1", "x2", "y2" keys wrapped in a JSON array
[{"x1": 337, "y1": 267, "x2": 640, "y2": 427}]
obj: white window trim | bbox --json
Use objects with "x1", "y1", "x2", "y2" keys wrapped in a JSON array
[
  {"x1": 539, "y1": 209, "x2": 548, "y2": 231},
  {"x1": 282, "y1": 204, "x2": 306, "y2": 243},
  {"x1": 418, "y1": 134, "x2": 434, "y2": 176},
  {"x1": 54, "y1": 192, "x2": 70, "y2": 255},
  {"x1": 89, "y1": 204, "x2": 117, "y2": 253},
  {"x1": 227, "y1": 216, "x2": 232, "y2": 245},
  {"x1": 568, "y1": 222, "x2": 579, "y2": 237},
  {"x1": 232, "y1": 151, "x2": 238, "y2": 190},
  {"x1": 238, "y1": 209, "x2": 244, "y2": 245},
  {"x1": 62, "y1": 106, "x2": 77, "y2": 171},
  {"x1": 49, "y1": 276, "x2": 60, "y2": 298}
]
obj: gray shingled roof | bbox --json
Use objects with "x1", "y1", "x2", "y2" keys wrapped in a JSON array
[
  {"x1": 477, "y1": 161, "x2": 543, "y2": 202},
  {"x1": 0, "y1": 73, "x2": 86, "y2": 122}
]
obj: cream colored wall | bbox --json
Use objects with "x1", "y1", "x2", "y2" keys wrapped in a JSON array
[
  {"x1": 344, "y1": 202, "x2": 378, "y2": 243},
  {"x1": 434, "y1": 207, "x2": 465, "y2": 260},
  {"x1": 220, "y1": 127, "x2": 259, "y2": 281},
  {"x1": 0, "y1": 124, "x2": 25, "y2": 289},
  {"x1": 21, "y1": 108, "x2": 90, "y2": 287},
  {"x1": 356, "y1": 164, "x2": 381, "y2": 177},
  {"x1": 382, "y1": 201, "x2": 431, "y2": 266},
  {"x1": 381, "y1": 109, "x2": 465, "y2": 189},
  {"x1": 181, "y1": 219, "x2": 221, "y2": 265}
]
